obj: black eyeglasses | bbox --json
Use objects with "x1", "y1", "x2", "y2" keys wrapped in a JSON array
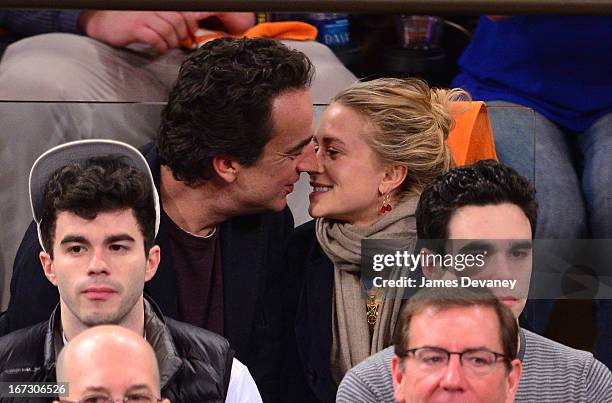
[
  {"x1": 397, "y1": 347, "x2": 509, "y2": 376},
  {"x1": 58, "y1": 394, "x2": 163, "y2": 403}
]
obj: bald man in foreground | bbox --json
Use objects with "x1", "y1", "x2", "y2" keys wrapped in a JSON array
[{"x1": 54, "y1": 325, "x2": 170, "y2": 403}]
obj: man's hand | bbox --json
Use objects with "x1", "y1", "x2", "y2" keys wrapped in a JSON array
[
  {"x1": 78, "y1": 11, "x2": 204, "y2": 53},
  {"x1": 79, "y1": 11, "x2": 256, "y2": 53}
]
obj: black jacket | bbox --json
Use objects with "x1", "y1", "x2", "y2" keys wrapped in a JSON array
[
  {"x1": 282, "y1": 221, "x2": 416, "y2": 403},
  {"x1": 4, "y1": 143, "x2": 291, "y2": 402},
  {"x1": 282, "y1": 220, "x2": 336, "y2": 403},
  {"x1": 0, "y1": 298, "x2": 232, "y2": 403}
]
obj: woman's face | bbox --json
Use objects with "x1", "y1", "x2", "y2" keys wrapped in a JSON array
[{"x1": 309, "y1": 102, "x2": 388, "y2": 226}]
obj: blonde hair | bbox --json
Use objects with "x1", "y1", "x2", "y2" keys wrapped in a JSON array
[{"x1": 332, "y1": 77, "x2": 469, "y2": 198}]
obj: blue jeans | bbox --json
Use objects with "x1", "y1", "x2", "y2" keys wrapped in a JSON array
[{"x1": 487, "y1": 102, "x2": 612, "y2": 369}]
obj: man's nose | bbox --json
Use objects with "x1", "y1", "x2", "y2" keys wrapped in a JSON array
[
  {"x1": 296, "y1": 141, "x2": 320, "y2": 173},
  {"x1": 439, "y1": 355, "x2": 467, "y2": 391},
  {"x1": 483, "y1": 255, "x2": 513, "y2": 281},
  {"x1": 88, "y1": 249, "x2": 110, "y2": 275}
]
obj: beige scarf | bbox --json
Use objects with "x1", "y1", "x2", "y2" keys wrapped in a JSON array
[{"x1": 316, "y1": 197, "x2": 419, "y2": 384}]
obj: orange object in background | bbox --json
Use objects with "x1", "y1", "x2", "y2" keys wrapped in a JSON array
[
  {"x1": 182, "y1": 21, "x2": 318, "y2": 50},
  {"x1": 447, "y1": 101, "x2": 498, "y2": 166}
]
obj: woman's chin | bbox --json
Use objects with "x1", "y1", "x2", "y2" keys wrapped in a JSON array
[
  {"x1": 308, "y1": 203, "x2": 338, "y2": 220},
  {"x1": 308, "y1": 206, "x2": 324, "y2": 219}
]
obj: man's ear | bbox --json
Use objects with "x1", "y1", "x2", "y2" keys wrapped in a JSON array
[
  {"x1": 420, "y1": 248, "x2": 442, "y2": 279},
  {"x1": 505, "y1": 359, "x2": 522, "y2": 403},
  {"x1": 379, "y1": 164, "x2": 407, "y2": 195},
  {"x1": 40, "y1": 251, "x2": 58, "y2": 286},
  {"x1": 211, "y1": 155, "x2": 239, "y2": 184},
  {"x1": 391, "y1": 354, "x2": 407, "y2": 403},
  {"x1": 144, "y1": 245, "x2": 161, "y2": 282}
]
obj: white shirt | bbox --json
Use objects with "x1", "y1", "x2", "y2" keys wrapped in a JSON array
[{"x1": 226, "y1": 358, "x2": 263, "y2": 403}]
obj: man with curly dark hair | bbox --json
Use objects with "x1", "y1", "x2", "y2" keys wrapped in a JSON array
[
  {"x1": 6, "y1": 37, "x2": 319, "y2": 403},
  {"x1": 0, "y1": 140, "x2": 262, "y2": 402},
  {"x1": 336, "y1": 160, "x2": 612, "y2": 403}
]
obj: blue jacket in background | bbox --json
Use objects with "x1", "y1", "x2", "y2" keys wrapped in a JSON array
[{"x1": 453, "y1": 16, "x2": 612, "y2": 132}]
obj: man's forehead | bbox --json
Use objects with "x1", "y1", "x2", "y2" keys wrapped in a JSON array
[
  {"x1": 410, "y1": 305, "x2": 502, "y2": 346},
  {"x1": 450, "y1": 238, "x2": 533, "y2": 252},
  {"x1": 56, "y1": 208, "x2": 136, "y2": 222},
  {"x1": 54, "y1": 209, "x2": 141, "y2": 237},
  {"x1": 269, "y1": 90, "x2": 313, "y2": 142},
  {"x1": 447, "y1": 203, "x2": 532, "y2": 239}
]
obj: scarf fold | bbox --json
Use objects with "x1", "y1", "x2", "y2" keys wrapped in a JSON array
[{"x1": 316, "y1": 197, "x2": 419, "y2": 384}]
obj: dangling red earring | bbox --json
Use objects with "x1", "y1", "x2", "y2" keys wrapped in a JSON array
[{"x1": 380, "y1": 193, "x2": 392, "y2": 214}]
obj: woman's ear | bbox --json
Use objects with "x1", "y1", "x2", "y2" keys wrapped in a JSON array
[{"x1": 379, "y1": 164, "x2": 407, "y2": 195}]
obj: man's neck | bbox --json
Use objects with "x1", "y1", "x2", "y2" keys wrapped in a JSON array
[
  {"x1": 159, "y1": 166, "x2": 232, "y2": 236},
  {"x1": 60, "y1": 298, "x2": 146, "y2": 342},
  {"x1": 515, "y1": 317, "x2": 522, "y2": 357}
]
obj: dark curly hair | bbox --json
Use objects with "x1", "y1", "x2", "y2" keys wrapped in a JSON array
[
  {"x1": 416, "y1": 160, "x2": 538, "y2": 243},
  {"x1": 40, "y1": 156, "x2": 156, "y2": 258},
  {"x1": 157, "y1": 37, "x2": 314, "y2": 185}
]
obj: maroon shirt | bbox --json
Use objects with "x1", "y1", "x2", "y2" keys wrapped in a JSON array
[{"x1": 167, "y1": 219, "x2": 224, "y2": 336}]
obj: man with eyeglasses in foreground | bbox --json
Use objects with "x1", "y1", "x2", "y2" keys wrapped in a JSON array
[
  {"x1": 337, "y1": 160, "x2": 612, "y2": 402},
  {"x1": 392, "y1": 286, "x2": 521, "y2": 403},
  {"x1": 53, "y1": 325, "x2": 170, "y2": 403}
]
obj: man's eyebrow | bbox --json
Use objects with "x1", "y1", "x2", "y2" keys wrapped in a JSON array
[
  {"x1": 126, "y1": 384, "x2": 154, "y2": 392},
  {"x1": 60, "y1": 235, "x2": 89, "y2": 245},
  {"x1": 105, "y1": 234, "x2": 136, "y2": 244},
  {"x1": 83, "y1": 386, "x2": 110, "y2": 394},
  {"x1": 285, "y1": 135, "x2": 313, "y2": 155},
  {"x1": 509, "y1": 240, "x2": 533, "y2": 249},
  {"x1": 419, "y1": 345, "x2": 493, "y2": 352},
  {"x1": 457, "y1": 240, "x2": 494, "y2": 254}
]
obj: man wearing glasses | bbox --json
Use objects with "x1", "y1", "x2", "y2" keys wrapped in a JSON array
[
  {"x1": 53, "y1": 325, "x2": 170, "y2": 403},
  {"x1": 391, "y1": 286, "x2": 521, "y2": 403}
]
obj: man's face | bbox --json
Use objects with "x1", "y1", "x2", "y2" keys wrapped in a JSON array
[
  {"x1": 444, "y1": 203, "x2": 533, "y2": 317},
  {"x1": 392, "y1": 306, "x2": 521, "y2": 403},
  {"x1": 58, "y1": 335, "x2": 166, "y2": 403},
  {"x1": 233, "y1": 88, "x2": 317, "y2": 212},
  {"x1": 41, "y1": 209, "x2": 159, "y2": 329}
]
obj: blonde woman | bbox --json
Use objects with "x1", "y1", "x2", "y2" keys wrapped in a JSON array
[{"x1": 282, "y1": 78, "x2": 467, "y2": 403}]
